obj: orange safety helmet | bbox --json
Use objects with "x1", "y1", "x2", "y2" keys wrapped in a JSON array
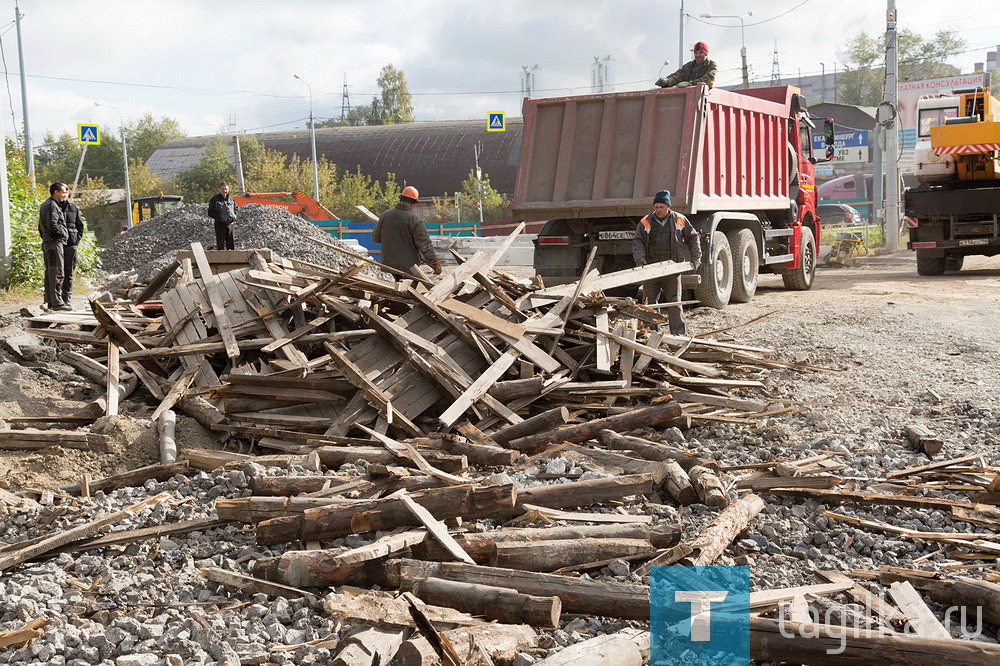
[{"x1": 401, "y1": 185, "x2": 419, "y2": 201}]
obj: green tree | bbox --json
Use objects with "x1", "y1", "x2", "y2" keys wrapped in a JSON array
[
  {"x1": 372, "y1": 64, "x2": 414, "y2": 124},
  {"x1": 127, "y1": 158, "x2": 175, "y2": 198},
  {"x1": 839, "y1": 28, "x2": 966, "y2": 105},
  {"x1": 318, "y1": 103, "x2": 375, "y2": 128},
  {"x1": 431, "y1": 169, "x2": 510, "y2": 225},
  {"x1": 124, "y1": 113, "x2": 187, "y2": 163}
]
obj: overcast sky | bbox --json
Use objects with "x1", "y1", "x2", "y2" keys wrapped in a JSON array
[{"x1": 2, "y1": 0, "x2": 997, "y2": 147}]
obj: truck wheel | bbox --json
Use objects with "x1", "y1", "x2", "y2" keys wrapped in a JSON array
[
  {"x1": 727, "y1": 228, "x2": 758, "y2": 303},
  {"x1": 916, "y1": 251, "x2": 945, "y2": 276},
  {"x1": 693, "y1": 232, "x2": 733, "y2": 309},
  {"x1": 782, "y1": 227, "x2": 816, "y2": 291},
  {"x1": 945, "y1": 255, "x2": 964, "y2": 273}
]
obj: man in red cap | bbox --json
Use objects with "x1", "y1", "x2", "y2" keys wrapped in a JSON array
[
  {"x1": 373, "y1": 185, "x2": 443, "y2": 279},
  {"x1": 656, "y1": 42, "x2": 717, "y2": 89}
]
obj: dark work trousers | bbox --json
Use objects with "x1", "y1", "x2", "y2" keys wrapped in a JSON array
[
  {"x1": 214, "y1": 220, "x2": 235, "y2": 250},
  {"x1": 642, "y1": 273, "x2": 686, "y2": 336},
  {"x1": 42, "y1": 241, "x2": 66, "y2": 308},
  {"x1": 61, "y1": 244, "x2": 78, "y2": 304}
]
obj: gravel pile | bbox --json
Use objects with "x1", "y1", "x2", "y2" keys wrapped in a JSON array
[{"x1": 100, "y1": 204, "x2": 374, "y2": 284}]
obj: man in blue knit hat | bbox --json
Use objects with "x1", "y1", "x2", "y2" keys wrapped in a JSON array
[{"x1": 632, "y1": 189, "x2": 702, "y2": 335}]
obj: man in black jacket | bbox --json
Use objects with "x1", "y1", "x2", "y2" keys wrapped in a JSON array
[
  {"x1": 632, "y1": 189, "x2": 702, "y2": 335},
  {"x1": 60, "y1": 193, "x2": 86, "y2": 306},
  {"x1": 373, "y1": 186, "x2": 442, "y2": 278},
  {"x1": 38, "y1": 182, "x2": 72, "y2": 311},
  {"x1": 207, "y1": 182, "x2": 238, "y2": 250}
]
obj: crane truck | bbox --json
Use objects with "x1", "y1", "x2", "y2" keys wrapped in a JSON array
[
  {"x1": 510, "y1": 84, "x2": 835, "y2": 307},
  {"x1": 906, "y1": 85, "x2": 1000, "y2": 274}
]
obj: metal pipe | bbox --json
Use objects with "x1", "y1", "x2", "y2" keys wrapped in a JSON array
[
  {"x1": 158, "y1": 409, "x2": 177, "y2": 465},
  {"x1": 294, "y1": 74, "x2": 321, "y2": 202},
  {"x1": 15, "y1": 2, "x2": 33, "y2": 186},
  {"x1": 95, "y1": 103, "x2": 132, "y2": 227}
]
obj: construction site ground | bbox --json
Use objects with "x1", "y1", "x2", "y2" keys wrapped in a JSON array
[{"x1": 1, "y1": 247, "x2": 1000, "y2": 664}]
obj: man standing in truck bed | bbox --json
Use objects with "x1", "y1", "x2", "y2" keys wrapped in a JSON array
[
  {"x1": 633, "y1": 189, "x2": 702, "y2": 336},
  {"x1": 656, "y1": 41, "x2": 717, "y2": 89}
]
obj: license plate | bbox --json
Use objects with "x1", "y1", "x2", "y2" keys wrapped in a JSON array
[
  {"x1": 598, "y1": 230, "x2": 633, "y2": 240},
  {"x1": 958, "y1": 239, "x2": 989, "y2": 246}
]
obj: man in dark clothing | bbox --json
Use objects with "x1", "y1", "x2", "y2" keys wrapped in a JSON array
[
  {"x1": 38, "y1": 182, "x2": 72, "y2": 311},
  {"x1": 655, "y1": 41, "x2": 717, "y2": 89},
  {"x1": 207, "y1": 182, "x2": 238, "y2": 250},
  {"x1": 60, "y1": 194, "x2": 85, "y2": 306},
  {"x1": 373, "y1": 186, "x2": 442, "y2": 279},
  {"x1": 632, "y1": 189, "x2": 702, "y2": 336}
]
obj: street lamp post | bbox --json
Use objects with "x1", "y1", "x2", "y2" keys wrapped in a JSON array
[
  {"x1": 95, "y1": 102, "x2": 131, "y2": 228},
  {"x1": 294, "y1": 74, "x2": 321, "y2": 203},
  {"x1": 700, "y1": 12, "x2": 753, "y2": 88}
]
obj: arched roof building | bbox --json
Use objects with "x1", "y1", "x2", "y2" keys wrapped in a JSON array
[{"x1": 146, "y1": 119, "x2": 524, "y2": 197}]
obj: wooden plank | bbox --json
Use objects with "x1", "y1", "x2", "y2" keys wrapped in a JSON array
[
  {"x1": 816, "y1": 570, "x2": 907, "y2": 628},
  {"x1": 396, "y1": 490, "x2": 475, "y2": 564},
  {"x1": 595, "y1": 309, "x2": 611, "y2": 371},
  {"x1": 105, "y1": 341, "x2": 120, "y2": 417},
  {"x1": 151, "y1": 368, "x2": 198, "y2": 422},
  {"x1": 425, "y1": 223, "x2": 526, "y2": 303},
  {"x1": 189, "y1": 242, "x2": 240, "y2": 358},
  {"x1": 358, "y1": 425, "x2": 469, "y2": 486},
  {"x1": 887, "y1": 581, "x2": 952, "y2": 639},
  {"x1": 260, "y1": 316, "x2": 330, "y2": 353},
  {"x1": 439, "y1": 298, "x2": 526, "y2": 340},
  {"x1": 887, "y1": 453, "x2": 982, "y2": 480},
  {"x1": 536, "y1": 259, "x2": 692, "y2": 298},
  {"x1": 325, "y1": 343, "x2": 423, "y2": 437},
  {"x1": 331, "y1": 529, "x2": 428, "y2": 565},
  {"x1": 578, "y1": 322, "x2": 721, "y2": 377}
]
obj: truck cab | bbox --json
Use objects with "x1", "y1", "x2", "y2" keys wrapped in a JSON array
[{"x1": 913, "y1": 96, "x2": 959, "y2": 183}]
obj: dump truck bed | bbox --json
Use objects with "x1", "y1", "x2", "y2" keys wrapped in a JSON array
[{"x1": 510, "y1": 85, "x2": 795, "y2": 220}]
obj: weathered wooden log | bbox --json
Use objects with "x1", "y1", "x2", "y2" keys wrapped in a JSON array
[
  {"x1": 515, "y1": 474, "x2": 654, "y2": 512},
  {"x1": 490, "y1": 538, "x2": 653, "y2": 572},
  {"x1": 536, "y1": 628, "x2": 648, "y2": 666},
  {"x1": 905, "y1": 424, "x2": 944, "y2": 458},
  {"x1": 443, "y1": 430, "x2": 519, "y2": 466},
  {"x1": 564, "y1": 444, "x2": 668, "y2": 481},
  {"x1": 661, "y1": 459, "x2": 699, "y2": 505},
  {"x1": 640, "y1": 493, "x2": 766, "y2": 572},
  {"x1": 736, "y1": 616, "x2": 1000, "y2": 665},
  {"x1": 688, "y1": 465, "x2": 730, "y2": 508},
  {"x1": 315, "y1": 446, "x2": 467, "y2": 473},
  {"x1": 491, "y1": 407, "x2": 571, "y2": 446},
  {"x1": 322, "y1": 593, "x2": 484, "y2": 631},
  {"x1": 59, "y1": 461, "x2": 189, "y2": 497},
  {"x1": 81, "y1": 375, "x2": 139, "y2": 418},
  {"x1": 597, "y1": 429, "x2": 716, "y2": 471},
  {"x1": 254, "y1": 549, "x2": 391, "y2": 589},
  {"x1": 506, "y1": 403, "x2": 682, "y2": 454},
  {"x1": 249, "y1": 475, "x2": 361, "y2": 496},
  {"x1": 332, "y1": 626, "x2": 406, "y2": 666},
  {"x1": 390, "y1": 559, "x2": 649, "y2": 620},
  {"x1": 200, "y1": 566, "x2": 315, "y2": 601},
  {"x1": 487, "y1": 377, "x2": 546, "y2": 403},
  {"x1": 216, "y1": 496, "x2": 352, "y2": 523},
  {"x1": 256, "y1": 484, "x2": 516, "y2": 545},
  {"x1": 412, "y1": 523, "x2": 680, "y2": 563},
  {"x1": 175, "y1": 395, "x2": 226, "y2": 431},
  {"x1": 180, "y1": 447, "x2": 320, "y2": 472},
  {"x1": 395, "y1": 624, "x2": 537, "y2": 666},
  {"x1": 407, "y1": 577, "x2": 561, "y2": 627},
  {"x1": 0, "y1": 429, "x2": 106, "y2": 451}
]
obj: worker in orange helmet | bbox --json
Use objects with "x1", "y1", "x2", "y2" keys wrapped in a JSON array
[{"x1": 373, "y1": 185, "x2": 443, "y2": 278}]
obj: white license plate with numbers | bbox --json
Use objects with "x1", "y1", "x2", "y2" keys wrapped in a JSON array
[{"x1": 598, "y1": 230, "x2": 633, "y2": 240}]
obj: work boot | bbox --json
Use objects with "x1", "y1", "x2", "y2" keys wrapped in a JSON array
[{"x1": 53, "y1": 303, "x2": 73, "y2": 311}]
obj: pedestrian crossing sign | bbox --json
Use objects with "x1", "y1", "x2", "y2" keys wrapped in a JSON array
[
  {"x1": 78, "y1": 124, "x2": 100, "y2": 145},
  {"x1": 487, "y1": 112, "x2": 505, "y2": 132}
]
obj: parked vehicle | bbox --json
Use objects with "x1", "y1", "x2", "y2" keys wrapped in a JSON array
[
  {"x1": 131, "y1": 194, "x2": 184, "y2": 226},
  {"x1": 512, "y1": 85, "x2": 834, "y2": 308},
  {"x1": 906, "y1": 87, "x2": 1000, "y2": 275},
  {"x1": 817, "y1": 174, "x2": 873, "y2": 221},
  {"x1": 816, "y1": 203, "x2": 863, "y2": 226}
]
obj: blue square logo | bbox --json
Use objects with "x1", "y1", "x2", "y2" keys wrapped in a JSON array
[
  {"x1": 487, "y1": 112, "x2": 505, "y2": 132},
  {"x1": 651, "y1": 566, "x2": 756, "y2": 665},
  {"x1": 78, "y1": 124, "x2": 100, "y2": 145}
]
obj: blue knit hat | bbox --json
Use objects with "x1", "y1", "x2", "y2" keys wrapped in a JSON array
[{"x1": 653, "y1": 189, "x2": 671, "y2": 206}]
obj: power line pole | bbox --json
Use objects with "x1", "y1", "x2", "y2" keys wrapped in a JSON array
[
  {"x1": 0, "y1": 102, "x2": 11, "y2": 281},
  {"x1": 883, "y1": 0, "x2": 901, "y2": 252},
  {"x1": 678, "y1": 1, "x2": 685, "y2": 70},
  {"x1": 341, "y1": 74, "x2": 350, "y2": 122},
  {"x1": 473, "y1": 143, "x2": 484, "y2": 227},
  {"x1": 14, "y1": 2, "x2": 33, "y2": 187},
  {"x1": 770, "y1": 41, "x2": 781, "y2": 86}
]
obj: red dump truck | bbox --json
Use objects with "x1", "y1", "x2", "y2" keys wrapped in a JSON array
[{"x1": 511, "y1": 85, "x2": 835, "y2": 307}]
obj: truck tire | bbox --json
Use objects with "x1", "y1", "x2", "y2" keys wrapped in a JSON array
[
  {"x1": 727, "y1": 228, "x2": 758, "y2": 303},
  {"x1": 945, "y1": 255, "x2": 964, "y2": 273},
  {"x1": 782, "y1": 227, "x2": 816, "y2": 291},
  {"x1": 693, "y1": 232, "x2": 733, "y2": 309},
  {"x1": 916, "y1": 251, "x2": 945, "y2": 276}
]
